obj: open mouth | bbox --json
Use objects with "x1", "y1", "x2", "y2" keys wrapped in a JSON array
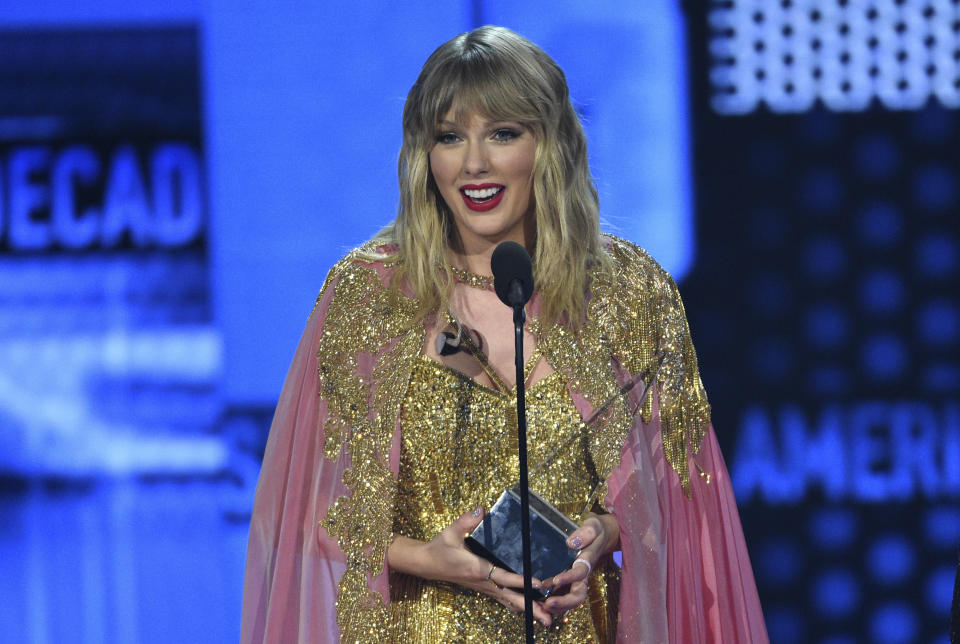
[
  {"x1": 461, "y1": 185, "x2": 505, "y2": 203},
  {"x1": 459, "y1": 184, "x2": 506, "y2": 212}
]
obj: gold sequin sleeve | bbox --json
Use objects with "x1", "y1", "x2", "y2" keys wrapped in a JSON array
[
  {"x1": 241, "y1": 249, "x2": 415, "y2": 644},
  {"x1": 314, "y1": 249, "x2": 424, "y2": 642},
  {"x1": 601, "y1": 236, "x2": 712, "y2": 494}
]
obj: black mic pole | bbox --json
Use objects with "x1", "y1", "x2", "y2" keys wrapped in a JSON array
[
  {"x1": 491, "y1": 241, "x2": 536, "y2": 644},
  {"x1": 510, "y1": 284, "x2": 535, "y2": 644}
]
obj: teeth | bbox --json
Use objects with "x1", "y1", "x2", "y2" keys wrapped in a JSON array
[{"x1": 463, "y1": 186, "x2": 502, "y2": 199}]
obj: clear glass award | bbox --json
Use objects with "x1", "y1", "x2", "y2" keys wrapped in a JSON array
[
  {"x1": 465, "y1": 485, "x2": 581, "y2": 599},
  {"x1": 464, "y1": 362, "x2": 660, "y2": 600}
]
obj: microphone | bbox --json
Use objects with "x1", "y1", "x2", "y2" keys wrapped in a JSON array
[
  {"x1": 490, "y1": 239, "x2": 537, "y2": 644},
  {"x1": 491, "y1": 241, "x2": 534, "y2": 308}
]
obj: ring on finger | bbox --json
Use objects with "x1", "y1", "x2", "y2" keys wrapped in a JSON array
[
  {"x1": 486, "y1": 564, "x2": 496, "y2": 581},
  {"x1": 572, "y1": 558, "x2": 592, "y2": 575}
]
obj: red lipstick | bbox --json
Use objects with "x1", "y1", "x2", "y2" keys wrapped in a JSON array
[{"x1": 459, "y1": 183, "x2": 505, "y2": 212}]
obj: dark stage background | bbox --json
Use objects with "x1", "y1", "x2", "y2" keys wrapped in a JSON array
[
  {"x1": 0, "y1": 1, "x2": 957, "y2": 642},
  {"x1": 686, "y1": 3, "x2": 959, "y2": 642}
]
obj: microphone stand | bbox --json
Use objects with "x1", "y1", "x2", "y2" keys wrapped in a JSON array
[{"x1": 509, "y1": 283, "x2": 535, "y2": 644}]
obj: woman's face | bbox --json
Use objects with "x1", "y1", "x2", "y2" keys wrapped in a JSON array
[{"x1": 429, "y1": 109, "x2": 536, "y2": 255}]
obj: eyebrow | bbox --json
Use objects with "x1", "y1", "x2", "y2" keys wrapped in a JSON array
[{"x1": 436, "y1": 118, "x2": 523, "y2": 128}]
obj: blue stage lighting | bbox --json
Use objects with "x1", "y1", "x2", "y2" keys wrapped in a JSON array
[
  {"x1": 812, "y1": 568, "x2": 861, "y2": 618},
  {"x1": 747, "y1": 207, "x2": 789, "y2": 248},
  {"x1": 867, "y1": 534, "x2": 917, "y2": 585},
  {"x1": 750, "y1": 273, "x2": 792, "y2": 316},
  {"x1": 922, "y1": 363, "x2": 960, "y2": 392},
  {"x1": 913, "y1": 164, "x2": 958, "y2": 212},
  {"x1": 861, "y1": 333, "x2": 908, "y2": 382},
  {"x1": 820, "y1": 636, "x2": 857, "y2": 644},
  {"x1": 915, "y1": 233, "x2": 959, "y2": 278},
  {"x1": 807, "y1": 364, "x2": 851, "y2": 394},
  {"x1": 804, "y1": 236, "x2": 847, "y2": 280},
  {"x1": 860, "y1": 269, "x2": 906, "y2": 315},
  {"x1": 809, "y1": 507, "x2": 858, "y2": 550},
  {"x1": 917, "y1": 299, "x2": 960, "y2": 346},
  {"x1": 857, "y1": 202, "x2": 904, "y2": 249},
  {"x1": 797, "y1": 109, "x2": 843, "y2": 144},
  {"x1": 764, "y1": 605, "x2": 805, "y2": 644},
  {"x1": 709, "y1": 2, "x2": 960, "y2": 113},
  {"x1": 805, "y1": 302, "x2": 850, "y2": 349},
  {"x1": 854, "y1": 134, "x2": 900, "y2": 180},
  {"x1": 869, "y1": 601, "x2": 919, "y2": 644},
  {"x1": 909, "y1": 102, "x2": 956, "y2": 142},
  {"x1": 923, "y1": 507, "x2": 960, "y2": 549},
  {"x1": 926, "y1": 564, "x2": 957, "y2": 617},
  {"x1": 800, "y1": 169, "x2": 844, "y2": 212},
  {"x1": 750, "y1": 336, "x2": 793, "y2": 381},
  {"x1": 758, "y1": 538, "x2": 803, "y2": 584}
]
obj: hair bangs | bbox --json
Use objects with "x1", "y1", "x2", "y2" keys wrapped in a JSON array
[
  {"x1": 417, "y1": 45, "x2": 544, "y2": 141},
  {"x1": 449, "y1": 75, "x2": 541, "y2": 128}
]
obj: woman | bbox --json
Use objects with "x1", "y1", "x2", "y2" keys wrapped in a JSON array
[{"x1": 241, "y1": 26, "x2": 767, "y2": 643}]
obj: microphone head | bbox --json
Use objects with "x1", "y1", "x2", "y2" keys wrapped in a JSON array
[{"x1": 491, "y1": 241, "x2": 534, "y2": 307}]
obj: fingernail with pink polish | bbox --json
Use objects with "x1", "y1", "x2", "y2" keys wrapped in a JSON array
[
  {"x1": 570, "y1": 537, "x2": 583, "y2": 548},
  {"x1": 472, "y1": 507, "x2": 482, "y2": 518}
]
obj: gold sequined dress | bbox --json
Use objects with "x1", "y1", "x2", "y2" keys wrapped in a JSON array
[
  {"x1": 388, "y1": 354, "x2": 619, "y2": 642},
  {"x1": 240, "y1": 236, "x2": 770, "y2": 644}
]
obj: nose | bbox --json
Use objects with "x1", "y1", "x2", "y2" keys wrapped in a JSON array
[{"x1": 462, "y1": 140, "x2": 489, "y2": 176}]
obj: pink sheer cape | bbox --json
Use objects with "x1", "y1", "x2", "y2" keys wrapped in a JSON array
[{"x1": 241, "y1": 267, "x2": 768, "y2": 643}]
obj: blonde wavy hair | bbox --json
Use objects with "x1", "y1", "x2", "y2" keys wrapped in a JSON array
[{"x1": 367, "y1": 25, "x2": 610, "y2": 327}]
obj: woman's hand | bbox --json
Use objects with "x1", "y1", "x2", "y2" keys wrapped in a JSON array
[
  {"x1": 539, "y1": 512, "x2": 620, "y2": 617},
  {"x1": 387, "y1": 508, "x2": 555, "y2": 627}
]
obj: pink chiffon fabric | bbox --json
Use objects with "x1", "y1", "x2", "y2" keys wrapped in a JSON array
[{"x1": 241, "y1": 265, "x2": 768, "y2": 643}]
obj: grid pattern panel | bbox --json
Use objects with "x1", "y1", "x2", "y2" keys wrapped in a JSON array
[{"x1": 709, "y1": 0, "x2": 960, "y2": 113}]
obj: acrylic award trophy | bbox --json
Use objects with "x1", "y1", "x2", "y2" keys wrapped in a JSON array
[{"x1": 464, "y1": 359, "x2": 661, "y2": 600}]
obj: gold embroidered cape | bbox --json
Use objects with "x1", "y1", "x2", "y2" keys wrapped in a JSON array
[{"x1": 240, "y1": 235, "x2": 769, "y2": 644}]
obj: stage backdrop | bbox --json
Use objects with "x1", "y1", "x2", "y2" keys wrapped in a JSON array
[
  {"x1": 0, "y1": 1, "x2": 694, "y2": 642},
  {"x1": 0, "y1": 1, "x2": 956, "y2": 642},
  {"x1": 685, "y1": 3, "x2": 959, "y2": 643}
]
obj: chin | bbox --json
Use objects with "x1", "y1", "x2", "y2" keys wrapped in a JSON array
[
  {"x1": 457, "y1": 213, "x2": 530, "y2": 242},
  {"x1": 465, "y1": 225, "x2": 524, "y2": 244}
]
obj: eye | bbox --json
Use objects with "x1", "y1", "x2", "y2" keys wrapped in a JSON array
[
  {"x1": 435, "y1": 132, "x2": 461, "y2": 144},
  {"x1": 492, "y1": 128, "x2": 521, "y2": 142}
]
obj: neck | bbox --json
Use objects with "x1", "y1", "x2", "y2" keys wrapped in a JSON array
[
  {"x1": 449, "y1": 222, "x2": 536, "y2": 276},
  {"x1": 449, "y1": 247, "x2": 496, "y2": 276}
]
